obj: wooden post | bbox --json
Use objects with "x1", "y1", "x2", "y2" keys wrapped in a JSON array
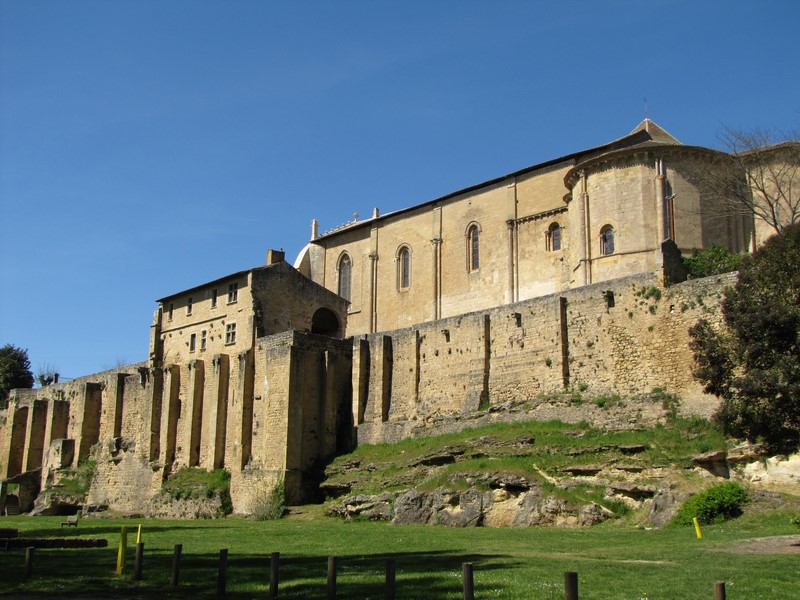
[
  {"x1": 217, "y1": 548, "x2": 228, "y2": 597},
  {"x1": 269, "y1": 552, "x2": 280, "y2": 599},
  {"x1": 565, "y1": 571, "x2": 578, "y2": 600},
  {"x1": 170, "y1": 544, "x2": 182, "y2": 587},
  {"x1": 462, "y1": 562, "x2": 474, "y2": 600},
  {"x1": 713, "y1": 581, "x2": 726, "y2": 600},
  {"x1": 327, "y1": 556, "x2": 337, "y2": 600},
  {"x1": 134, "y1": 542, "x2": 144, "y2": 581},
  {"x1": 24, "y1": 547, "x2": 34, "y2": 580},
  {"x1": 385, "y1": 558, "x2": 396, "y2": 600}
]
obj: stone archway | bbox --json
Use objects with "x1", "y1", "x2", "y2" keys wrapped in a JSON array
[{"x1": 311, "y1": 308, "x2": 341, "y2": 338}]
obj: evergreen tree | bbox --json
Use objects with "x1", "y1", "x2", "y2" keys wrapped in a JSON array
[
  {"x1": 0, "y1": 344, "x2": 35, "y2": 409},
  {"x1": 690, "y1": 223, "x2": 800, "y2": 452}
]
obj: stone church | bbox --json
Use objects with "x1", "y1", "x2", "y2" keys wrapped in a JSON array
[{"x1": 0, "y1": 120, "x2": 790, "y2": 515}]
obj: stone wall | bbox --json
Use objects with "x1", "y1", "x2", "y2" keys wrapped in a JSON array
[
  {"x1": 1, "y1": 329, "x2": 353, "y2": 515},
  {"x1": 355, "y1": 272, "x2": 733, "y2": 445}
]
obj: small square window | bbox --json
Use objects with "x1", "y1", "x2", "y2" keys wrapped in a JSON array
[
  {"x1": 187, "y1": 297, "x2": 193, "y2": 316},
  {"x1": 225, "y1": 323, "x2": 237, "y2": 345},
  {"x1": 200, "y1": 330, "x2": 207, "y2": 351},
  {"x1": 189, "y1": 333, "x2": 196, "y2": 352},
  {"x1": 227, "y1": 283, "x2": 238, "y2": 304},
  {"x1": 211, "y1": 289, "x2": 218, "y2": 309}
]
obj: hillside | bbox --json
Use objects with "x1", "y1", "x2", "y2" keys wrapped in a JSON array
[{"x1": 319, "y1": 403, "x2": 794, "y2": 528}]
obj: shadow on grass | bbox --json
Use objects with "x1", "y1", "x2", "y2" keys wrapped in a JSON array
[
  {"x1": 1, "y1": 546, "x2": 521, "y2": 599},
  {"x1": 9, "y1": 524, "x2": 233, "y2": 539}
]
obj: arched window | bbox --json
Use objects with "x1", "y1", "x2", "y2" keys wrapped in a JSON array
[
  {"x1": 397, "y1": 245, "x2": 411, "y2": 290},
  {"x1": 337, "y1": 253, "x2": 352, "y2": 301},
  {"x1": 547, "y1": 222, "x2": 562, "y2": 251},
  {"x1": 600, "y1": 225, "x2": 615, "y2": 256},
  {"x1": 467, "y1": 223, "x2": 480, "y2": 272}
]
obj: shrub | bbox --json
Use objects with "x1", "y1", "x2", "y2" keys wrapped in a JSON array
[
  {"x1": 671, "y1": 482, "x2": 748, "y2": 526},
  {"x1": 683, "y1": 245, "x2": 743, "y2": 279},
  {"x1": 252, "y1": 477, "x2": 286, "y2": 521}
]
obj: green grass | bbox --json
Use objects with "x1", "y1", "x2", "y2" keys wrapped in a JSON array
[{"x1": 0, "y1": 510, "x2": 798, "y2": 598}]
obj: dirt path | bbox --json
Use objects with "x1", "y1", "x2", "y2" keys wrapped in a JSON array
[{"x1": 716, "y1": 534, "x2": 800, "y2": 554}]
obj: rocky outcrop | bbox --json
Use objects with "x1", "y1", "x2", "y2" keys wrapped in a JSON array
[
  {"x1": 148, "y1": 490, "x2": 231, "y2": 519},
  {"x1": 328, "y1": 484, "x2": 615, "y2": 528}
]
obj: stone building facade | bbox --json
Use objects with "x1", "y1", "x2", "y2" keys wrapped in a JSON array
[{"x1": 0, "y1": 120, "x2": 794, "y2": 515}]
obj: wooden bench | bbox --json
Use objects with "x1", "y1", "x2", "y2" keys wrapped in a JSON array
[{"x1": 61, "y1": 515, "x2": 79, "y2": 527}]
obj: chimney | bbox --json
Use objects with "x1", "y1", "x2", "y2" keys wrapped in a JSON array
[
  {"x1": 267, "y1": 249, "x2": 285, "y2": 265},
  {"x1": 311, "y1": 219, "x2": 319, "y2": 240}
]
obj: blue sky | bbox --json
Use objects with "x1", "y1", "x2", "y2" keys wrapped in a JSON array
[{"x1": 1, "y1": 0, "x2": 798, "y2": 381}]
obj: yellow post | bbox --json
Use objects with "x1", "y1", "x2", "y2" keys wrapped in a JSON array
[
  {"x1": 116, "y1": 526, "x2": 128, "y2": 575},
  {"x1": 693, "y1": 517, "x2": 703, "y2": 539},
  {"x1": 136, "y1": 524, "x2": 142, "y2": 544}
]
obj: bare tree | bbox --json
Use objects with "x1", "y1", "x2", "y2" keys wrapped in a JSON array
[
  {"x1": 36, "y1": 363, "x2": 59, "y2": 387},
  {"x1": 717, "y1": 127, "x2": 800, "y2": 235}
]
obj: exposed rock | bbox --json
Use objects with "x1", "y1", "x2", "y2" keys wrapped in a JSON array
[
  {"x1": 30, "y1": 490, "x2": 83, "y2": 516},
  {"x1": 727, "y1": 442, "x2": 768, "y2": 465},
  {"x1": 436, "y1": 488, "x2": 484, "y2": 527},
  {"x1": 512, "y1": 489, "x2": 569, "y2": 526},
  {"x1": 484, "y1": 473, "x2": 532, "y2": 491},
  {"x1": 693, "y1": 450, "x2": 730, "y2": 478},
  {"x1": 643, "y1": 489, "x2": 691, "y2": 528},
  {"x1": 329, "y1": 493, "x2": 393, "y2": 521},
  {"x1": 739, "y1": 453, "x2": 800, "y2": 486},
  {"x1": 409, "y1": 454, "x2": 456, "y2": 467},
  {"x1": 329, "y1": 485, "x2": 618, "y2": 529},
  {"x1": 615, "y1": 464, "x2": 645, "y2": 473},
  {"x1": 149, "y1": 490, "x2": 230, "y2": 519},
  {"x1": 619, "y1": 444, "x2": 647, "y2": 455},
  {"x1": 562, "y1": 465, "x2": 603, "y2": 476},
  {"x1": 320, "y1": 481, "x2": 352, "y2": 498},
  {"x1": 392, "y1": 489, "x2": 436, "y2": 525},
  {"x1": 609, "y1": 482, "x2": 657, "y2": 500},
  {"x1": 578, "y1": 502, "x2": 615, "y2": 526},
  {"x1": 409, "y1": 447, "x2": 464, "y2": 467}
]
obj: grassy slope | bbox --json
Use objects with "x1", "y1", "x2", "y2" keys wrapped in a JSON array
[{"x1": 323, "y1": 417, "x2": 729, "y2": 515}]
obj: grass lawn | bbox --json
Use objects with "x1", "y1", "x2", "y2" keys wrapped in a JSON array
[{"x1": 1, "y1": 509, "x2": 798, "y2": 599}]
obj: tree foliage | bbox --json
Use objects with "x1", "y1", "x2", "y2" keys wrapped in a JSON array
[
  {"x1": 689, "y1": 223, "x2": 800, "y2": 452},
  {"x1": 683, "y1": 245, "x2": 743, "y2": 279},
  {"x1": 0, "y1": 344, "x2": 35, "y2": 409}
]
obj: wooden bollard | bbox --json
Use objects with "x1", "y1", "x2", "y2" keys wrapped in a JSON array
[
  {"x1": 564, "y1": 571, "x2": 578, "y2": 600},
  {"x1": 713, "y1": 581, "x2": 726, "y2": 600},
  {"x1": 385, "y1": 558, "x2": 396, "y2": 600},
  {"x1": 133, "y1": 542, "x2": 144, "y2": 581},
  {"x1": 327, "y1": 556, "x2": 337, "y2": 600},
  {"x1": 24, "y1": 547, "x2": 34, "y2": 580},
  {"x1": 217, "y1": 548, "x2": 228, "y2": 597},
  {"x1": 269, "y1": 552, "x2": 280, "y2": 599},
  {"x1": 170, "y1": 544, "x2": 182, "y2": 587},
  {"x1": 462, "y1": 562, "x2": 474, "y2": 600}
]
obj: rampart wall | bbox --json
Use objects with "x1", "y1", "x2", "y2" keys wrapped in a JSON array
[
  {"x1": 355, "y1": 272, "x2": 733, "y2": 444},
  {"x1": 0, "y1": 331, "x2": 352, "y2": 514}
]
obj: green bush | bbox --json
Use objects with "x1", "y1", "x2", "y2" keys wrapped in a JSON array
[
  {"x1": 671, "y1": 482, "x2": 748, "y2": 526},
  {"x1": 251, "y1": 477, "x2": 286, "y2": 521},
  {"x1": 683, "y1": 245, "x2": 742, "y2": 279}
]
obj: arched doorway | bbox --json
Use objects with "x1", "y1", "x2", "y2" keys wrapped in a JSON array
[{"x1": 311, "y1": 308, "x2": 341, "y2": 337}]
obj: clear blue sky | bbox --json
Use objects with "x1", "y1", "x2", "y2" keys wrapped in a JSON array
[{"x1": 1, "y1": 0, "x2": 798, "y2": 381}]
